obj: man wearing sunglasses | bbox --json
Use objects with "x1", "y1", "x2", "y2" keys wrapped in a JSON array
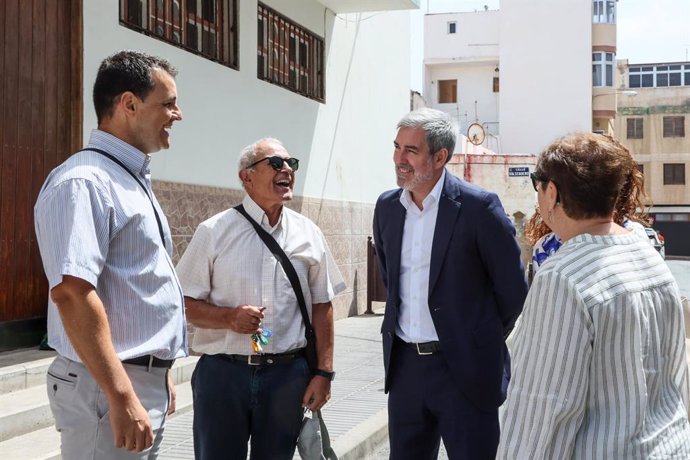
[{"x1": 176, "y1": 138, "x2": 345, "y2": 460}]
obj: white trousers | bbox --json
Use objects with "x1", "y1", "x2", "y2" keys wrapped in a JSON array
[{"x1": 47, "y1": 355, "x2": 169, "y2": 459}]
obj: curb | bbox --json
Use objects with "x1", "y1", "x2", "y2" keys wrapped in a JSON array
[{"x1": 333, "y1": 408, "x2": 388, "y2": 460}]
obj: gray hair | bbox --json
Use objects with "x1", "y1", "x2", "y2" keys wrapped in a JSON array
[
  {"x1": 237, "y1": 138, "x2": 285, "y2": 172},
  {"x1": 397, "y1": 108, "x2": 457, "y2": 163}
]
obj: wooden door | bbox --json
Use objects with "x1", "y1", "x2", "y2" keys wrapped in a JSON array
[{"x1": 0, "y1": 0, "x2": 82, "y2": 332}]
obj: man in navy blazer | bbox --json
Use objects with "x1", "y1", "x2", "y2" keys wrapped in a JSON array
[{"x1": 373, "y1": 108, "x2": 528, "y2": 459}]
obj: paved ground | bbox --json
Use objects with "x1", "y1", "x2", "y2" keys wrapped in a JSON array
[
  {"x1": 668, "y1": 260, "x2": 690, "y2": 299},
  {"x1": 365, "y1": 259, "x2": 690, "y2": 459},
  {"x1": 158, "y1": 310, "x2": 387, "y2": 459},
  {"x1": 364, "y1": 441, "x2": 448, "y2": 460}
]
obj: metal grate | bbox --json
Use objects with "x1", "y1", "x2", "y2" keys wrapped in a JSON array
[
  {"x1": 119, "y1": 0, "x2": 238, "y2": 69},
  {"x1": 257, "y1": 3, "x2": 324, "y2": 102}
]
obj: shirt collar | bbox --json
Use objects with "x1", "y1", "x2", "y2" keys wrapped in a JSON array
[
  {"x1": 242, "y1": 194, "x2": 284, "y2": 230},
  {"x1": 400, "y1": 168, "x2": 446, "y2": 211},
  {"x1": 87, "y1": 129, "x2": 152, "y2": 178}
]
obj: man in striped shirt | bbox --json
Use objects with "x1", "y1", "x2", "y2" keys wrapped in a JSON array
[{"x1": 34, "y1": 51, "x2": 187, "y2": 459}]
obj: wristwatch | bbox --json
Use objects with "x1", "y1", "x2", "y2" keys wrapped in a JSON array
[{"x1": 313, "y1": 369, "x2": 336, "y2": 381}]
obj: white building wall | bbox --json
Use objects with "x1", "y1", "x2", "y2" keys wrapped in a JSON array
[
  {"x1": 83, "y1": 0, "x2": 411, "y2": 203},
  {"x1": 423, "y1": 11, "x2": 500, "y2": 150},
  {"x1": 424, "y1": 11, "x2": 499, "y2": 62},
  {"x1": 499, "y1": 0, "x2": 592, "y2": 154},
  {"x1": 426, "y1": 63, "x2": 499, "y2": 139}
]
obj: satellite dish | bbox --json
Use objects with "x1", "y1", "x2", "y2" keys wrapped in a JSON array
[{"x1": 467, "y1": 123, "x2": 485, "y2": 146}]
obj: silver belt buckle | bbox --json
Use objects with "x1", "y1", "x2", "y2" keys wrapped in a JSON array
[
  {"x1": 248, "y1": 354, "x2": 261, "y2": 365},
  {"x1": 415, "y1": 343, "x2": 433, "y2": 356}
]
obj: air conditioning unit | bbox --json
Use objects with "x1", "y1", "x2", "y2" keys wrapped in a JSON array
[{"x1": 593, "y1": 129, "x2": 605, "y2": 135}]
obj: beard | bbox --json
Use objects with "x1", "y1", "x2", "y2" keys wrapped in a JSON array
[{"x1": 396, "y1": 157, "x2": 434, "y2": 191}]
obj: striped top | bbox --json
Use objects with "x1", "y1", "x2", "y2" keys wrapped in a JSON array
[
  {"x1": 34, "y1": 129, "x2": 187, "y2": 362},
  {"x1": 176, "y1": 195, "x2": 346, "y2": 355},
  {"x1": 498, "y1": 232, "x2": 690, "y2": 459}
]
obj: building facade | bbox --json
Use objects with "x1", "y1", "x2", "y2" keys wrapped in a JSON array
[
  {"x1": 0, "y1": 0, "x2": 419, "y2": 349},
  {"x1": 423, "y1": 0, "x2": 619, "y2": 155},
  {"x1": 616, "y1": 59, "x2": 690, "y2": 256}
]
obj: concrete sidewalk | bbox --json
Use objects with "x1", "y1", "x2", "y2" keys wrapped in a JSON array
[{"x1": 158, "y1": 310, "x2": 389, "y2": 460}]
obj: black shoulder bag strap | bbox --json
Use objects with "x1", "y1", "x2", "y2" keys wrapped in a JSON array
[
  {"x1": 81, "y1": 147, "x2": 166, "y2": 248},
  {"x1": 234, "y1": 204, "x2": 317, "y2": 369}
]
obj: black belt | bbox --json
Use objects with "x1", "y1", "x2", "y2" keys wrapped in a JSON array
[
  {"x1": 122, "y1": 355, "x2": 175, "y2": 369},
  {"x1": 395, "y1": 336, "x2": 442, "y2": 355},
  {"x1": 216, "y1": 349, "x2": 305, "y2": 366}
]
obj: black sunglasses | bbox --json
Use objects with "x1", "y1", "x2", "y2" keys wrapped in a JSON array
[
  {"x1": 530, "y1": 172, "x2": 548, "y2": 191},
  {"x1": 247, "y1": 156, "x2": 300, "y2": 172}
]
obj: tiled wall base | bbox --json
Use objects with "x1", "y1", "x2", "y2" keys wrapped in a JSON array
[
  {"x1": 152, "y1": 180, "x2": 534, "y2": 325},
  {"x1": 153, "y1": 180, "x2": 374, "y2": 321}
]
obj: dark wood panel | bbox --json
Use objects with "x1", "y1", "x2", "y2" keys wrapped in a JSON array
[
  {"x1": 43, "y1": 0, "x2": 58, "y2": 181},
  {"x1": 14, "y1": 0, "x2": 35, "y2": 319},
  {"x1": 0, "y1": 0, "x2": 82, "y2": 324},
  {"x1": 29, "y1": 0, "x2": 47, "y2": 319},
  {"x1": 0, "y1": 0, "x2": 20, "y2": 320}
]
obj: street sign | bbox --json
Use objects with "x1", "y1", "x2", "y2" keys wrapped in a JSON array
[{"x1": 508, "y1": 167, "x2": 529, "y2": 177}]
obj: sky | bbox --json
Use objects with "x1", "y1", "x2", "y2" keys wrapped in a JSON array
[{"x1": 422, "y1": 0, "x2": 690, "y2": 64}]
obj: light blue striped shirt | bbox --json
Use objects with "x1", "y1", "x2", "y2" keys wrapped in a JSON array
[
  {"x1": 34, "y1": 129, "x2": 187, "y2": 362},
  {"x1": 499, "y1": 233, "x2": 690, "y2": 459}
]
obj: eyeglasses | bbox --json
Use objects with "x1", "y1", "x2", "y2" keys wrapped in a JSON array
[
  {"x1": 530, "y1": 172, "x2": 548, "y2": 191},
  {"x1": 247, "y1": 156, "x2": 300, "y2": 172}
]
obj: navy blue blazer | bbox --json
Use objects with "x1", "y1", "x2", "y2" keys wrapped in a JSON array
[{"x1": 373, "y1": 172, "x2": 528, "y2": 411}]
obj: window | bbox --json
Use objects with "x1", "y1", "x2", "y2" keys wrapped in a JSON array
[
  {"x1": 447, "y1": 21, "x2": 457, "y2": 34},
  {"x1": 257, "y1": 3, "x2": 324, "y2": 102},
  {"x1": 592, "y1": 0, "x2": 616, "y2": 24},
  {"x1": 629, "y1": 64, "x2": 689, "y2": 88},
  {"x1": 119, "y1": 0, "x2": 238, "y2": 68},
  {"x1": 636, "y1": 163, "x2": 644, "y2": 176},
  {"x1": 663, "y1": 163, "x2": 686, "y2": 185},
  {"x1": 438, "y1": 80, "x2": 457, "y2": 103},
  {"x1": 493, "y1": 77, "x2": 499, "y2": 93},
  {"x1": 663, "y1": 116, "x2": 685, "y2": 137},
  {"x1": 626, "y1": 118, "x2": 643, "y2": 139},
  {"x1": 593, "y1": 52, "x2": 614, "y2": 87}
]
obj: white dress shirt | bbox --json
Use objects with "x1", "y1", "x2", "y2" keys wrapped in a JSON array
[
  {"x1": 176, "y1": 195, "x2": 346, "y2": 355},
  {"x1": 396, "y1": 169, "x2": 446, "y2": 343}
]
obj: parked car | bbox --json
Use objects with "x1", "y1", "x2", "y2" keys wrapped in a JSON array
[{"x1": 645, "y1": 227, "x2": 666, "y2": 259}]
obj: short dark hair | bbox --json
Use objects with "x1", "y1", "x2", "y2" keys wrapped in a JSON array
[
  {"x1": 93, "y1": 50, "x2": 177, "y2": 124},
  {"x1": 536, "y1": 132, "x2": 644, "y2": 220}
]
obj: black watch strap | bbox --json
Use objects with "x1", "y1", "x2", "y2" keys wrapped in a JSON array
[{"x1": 314, "y1": 369, "x2": 335, "y2": 381}]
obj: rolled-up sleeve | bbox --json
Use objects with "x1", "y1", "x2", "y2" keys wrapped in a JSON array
[
  {"x1": 34, "y1": 179, "x2": 112, "y2": 289},
  {"x1": 308, "y1": 228, "x2": 346, "y2": 304},
  {"x1": 176, "y1": 223, "x2": 215, "y2": 301}
]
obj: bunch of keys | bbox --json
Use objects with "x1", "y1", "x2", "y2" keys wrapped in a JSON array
[{"x1": 251, "y1": 328, "x2": 273, "y2": 353}]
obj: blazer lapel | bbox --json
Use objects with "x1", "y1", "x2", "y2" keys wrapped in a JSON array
[
  {"x1": 428, "y1": 175, "x2": 462, "y2": 295},
  {"x1": 387, "y1": 196, "x2": 406, "y2": 292}
]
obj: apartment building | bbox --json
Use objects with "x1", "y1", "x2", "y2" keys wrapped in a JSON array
[
  {"x1": 616, "y1": 59, "x2": 690, "y2": 256},
  {"x1": 424, "y1": 0, "x2": 619, "y2": 155}
]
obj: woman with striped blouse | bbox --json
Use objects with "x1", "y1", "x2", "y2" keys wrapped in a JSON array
[{"x1": 498, "y1": 133, "x2": 690, "y2": 459}]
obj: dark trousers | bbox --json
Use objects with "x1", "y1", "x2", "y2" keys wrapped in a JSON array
[
  {"x1": 191, "y1": 353, "x2": 311, "y2": 460},
  {"x1": 388, "y1": 340, "x2": 499, "y2": 460}
]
